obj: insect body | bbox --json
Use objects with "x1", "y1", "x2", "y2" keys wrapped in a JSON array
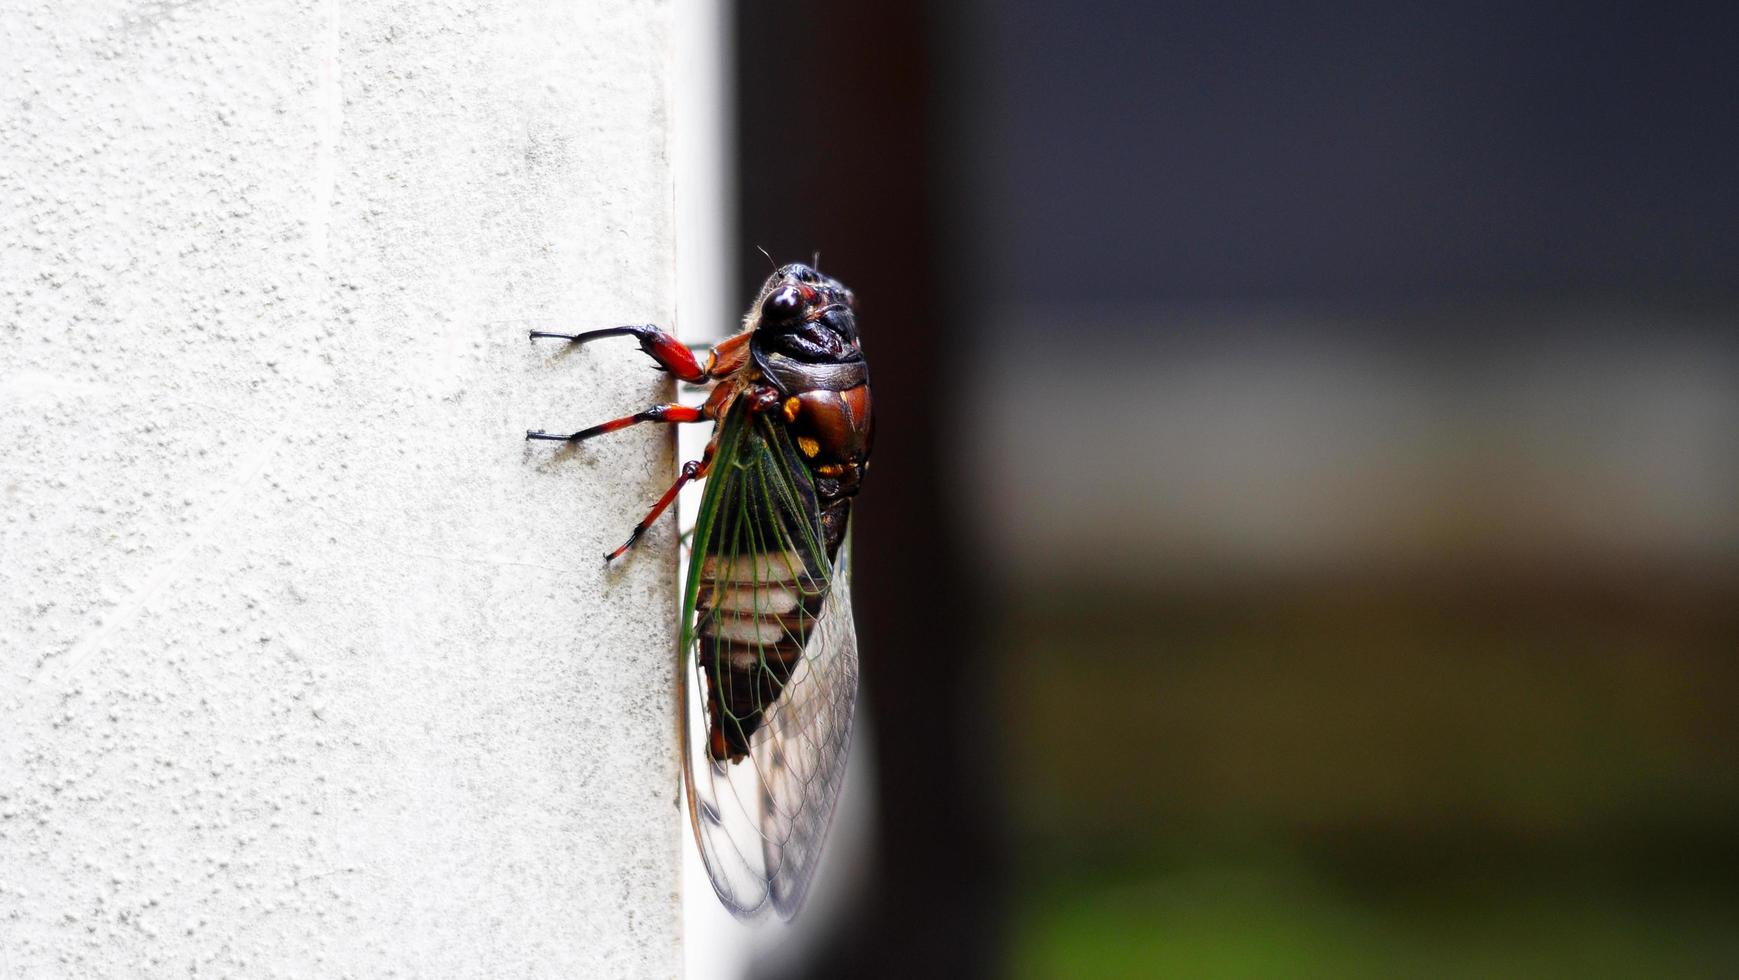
[{"x1": 527, "y1": 262, "x2": 871, "y2": 919}]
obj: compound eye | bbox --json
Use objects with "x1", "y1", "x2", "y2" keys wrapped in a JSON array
[{"x1": 761, "y1": 284, "x2": 804, "y2": 323}]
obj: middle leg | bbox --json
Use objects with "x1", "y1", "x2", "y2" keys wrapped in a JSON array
[{"x1": 526, "y1": 403, "x2": 708, "y2": 444}]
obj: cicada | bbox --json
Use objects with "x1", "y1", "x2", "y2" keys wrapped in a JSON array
[{"x1": 526, "y1": 262, "x2": 872, "y2": 919}]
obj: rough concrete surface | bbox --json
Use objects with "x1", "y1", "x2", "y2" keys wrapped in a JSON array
[{"x1": 0, "y1": 0, "x2": 682, "y2": 975}]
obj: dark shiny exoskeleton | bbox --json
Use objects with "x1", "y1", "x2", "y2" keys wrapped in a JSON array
[{"x1": 746, "y1": 264, "x2": 874, "y2": 560}]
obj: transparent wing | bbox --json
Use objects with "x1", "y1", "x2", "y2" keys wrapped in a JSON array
[{"x1": 679, "y1": 402, "x2": 860, "y2": 920}]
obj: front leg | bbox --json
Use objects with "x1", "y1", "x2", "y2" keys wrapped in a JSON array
[
  {"x1": 531, "y1": 324, "x2": 755, "y2": 384},
  {"x1": 530, "y1": 324, "x2": 708, "y2": 383}
]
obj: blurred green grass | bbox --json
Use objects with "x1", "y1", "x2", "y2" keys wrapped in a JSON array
[
  {"x1": 1015, "y1": 860, "x2": 1739, "y2": 979},
  {"x1": 999, "y1": 570, "x2": 1739, "y2": 977}
]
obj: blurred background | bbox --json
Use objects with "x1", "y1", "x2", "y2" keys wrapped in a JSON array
[{"x1": 728, "y1": 2, "x2": 1739, "y2": 976}]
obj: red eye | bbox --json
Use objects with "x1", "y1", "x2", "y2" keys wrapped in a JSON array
[{"x1": 761, "y1": 284, "x2": 806, "y2": 323}]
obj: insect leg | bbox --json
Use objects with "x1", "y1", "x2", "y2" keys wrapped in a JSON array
[
  {"x1": 605, "y1": 447, "x2": 714, "y2": 562},
  {"x1": 525, "y1": 403, "x2": 708, "y2": 444},
  {"x1": 702, "y1": 329, "x2": 754, "y2": 379},
  {"x1": 530, "y1": 324, "x2": 708, "y2": 383}
]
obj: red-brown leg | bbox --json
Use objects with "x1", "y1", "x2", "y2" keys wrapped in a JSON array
[
  {"x1": 530, "y1": 324, "x2": 708, "y2": 383},
  {"x1": 526, "y1": 403, "x2": 706, "y2": 444},
  {"x1": 743, "y1": 383, "x2": 784, "y2": 415},
  {"x1": 606, "y1": 451, "x2": 712, "y2": 562},
  {"x1": 703, "y1": 329, "x2": 754, "y2": 378}
]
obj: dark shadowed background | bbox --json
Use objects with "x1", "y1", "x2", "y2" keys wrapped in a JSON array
[{"x1": 735, "y1": 2, "x2": 1739, "y2": 977}]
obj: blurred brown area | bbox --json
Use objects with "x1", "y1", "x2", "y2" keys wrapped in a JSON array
[
  {"x1": 1009, "y1": 569, "x2": 1739, "y2": 855},
  {"x1": 1001, "y1": 563, "x2": 1739, "y2": 977},
  {"x1": 737, "y1": 0, "x2": 1739, "y2": 976}
]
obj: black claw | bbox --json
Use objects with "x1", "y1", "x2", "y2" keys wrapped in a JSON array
[
  {"x1": 530, "y1": 326, "x2": 651, "y2": 348},
  {"x1": 605, "y1": 525, "x2": 646, "y2": 562}
]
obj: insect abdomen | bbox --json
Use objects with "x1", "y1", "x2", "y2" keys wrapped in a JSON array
[
  {"x1": 691, "y1": 376, "x2": 868, "y2": 764},
  {"x1": 697, "y1": 550, "x2": 833, "y2": 761}
]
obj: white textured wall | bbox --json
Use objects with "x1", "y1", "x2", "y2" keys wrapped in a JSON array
[{"x1": 0, "y1": 0, "x2": 682, "y2": 975}]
